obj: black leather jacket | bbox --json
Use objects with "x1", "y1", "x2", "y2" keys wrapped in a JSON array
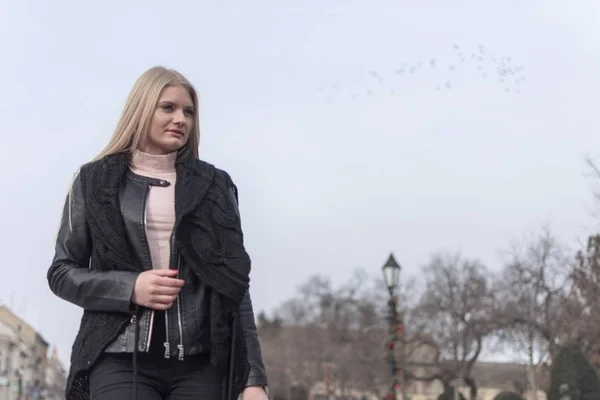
[{"x1": 47, "y1": 169, "x2": 268, "y2": 388}]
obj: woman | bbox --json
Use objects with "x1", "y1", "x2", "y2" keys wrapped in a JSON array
[{"x1": 47, "y1": 66, "x2": 269, "y2": 400}]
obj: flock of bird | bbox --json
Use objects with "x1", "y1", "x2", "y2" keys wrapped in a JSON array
[{"x1": 317, "y1": 44, "x2": 527, "y2": 101}]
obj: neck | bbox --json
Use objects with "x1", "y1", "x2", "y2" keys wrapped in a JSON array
[{"x1": 131, "y1": 149, "x2": 177, "y2": 173}]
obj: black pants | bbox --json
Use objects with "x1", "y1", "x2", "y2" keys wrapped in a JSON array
[{"x1": 90, "y1": 311, "x2": 223, "y2": 399}]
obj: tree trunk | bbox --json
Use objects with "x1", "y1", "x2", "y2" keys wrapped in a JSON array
[
  {"x1": 528, "y1": 330, "x2": 538, "y2": 400},
  {"x1": 463, "y1": 376, "x2": 477, "y2": 400}
]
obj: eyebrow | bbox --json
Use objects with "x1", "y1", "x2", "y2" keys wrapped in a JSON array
[{"x1": 158, "y1": 100, "x2": 194, "y2": 110}]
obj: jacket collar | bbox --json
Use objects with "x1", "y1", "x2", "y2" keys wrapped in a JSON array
[{"x1": 105, "y1": 147, "x2": 215, "y2": 227}]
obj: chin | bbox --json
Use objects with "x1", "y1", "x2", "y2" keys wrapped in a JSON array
[{"x1": 160, "y1": 139, "x2": 187, "y2": 153}]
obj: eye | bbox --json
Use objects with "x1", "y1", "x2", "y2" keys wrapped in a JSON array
[
  {"x1": 185, "y1": 109, "x2": 194, "y2": 116},
  {"x1": 161, "y1": 104, "x2": 173, "y2": 112}
]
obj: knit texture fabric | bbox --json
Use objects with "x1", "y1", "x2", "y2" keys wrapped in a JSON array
[{"x1": 64, "y1": 148, "x2": 250, "y2": 400}]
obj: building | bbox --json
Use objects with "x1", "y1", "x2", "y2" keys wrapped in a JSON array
[
  {"x1": 259, "y1": 325, "x2": 548, "y2": 400},
  {"x1": 406, "y1": 361, "x2": 547, "y2": 400},
  {"x1": 0, "y1": 306, "x2": 66, "y2": 400},
  {"x1": 306, "y1": 360, "x2": 547, "y2": 400}
]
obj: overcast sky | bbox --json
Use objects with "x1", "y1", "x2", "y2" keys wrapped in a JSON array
[{"x1": 0, "y1": 0, "x2": 599, "y2": 367}]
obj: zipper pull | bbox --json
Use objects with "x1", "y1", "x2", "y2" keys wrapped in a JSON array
[
  {"x1": 130, "y1": 315, "x2": 137, "y2": 324},
  {"x1": 164, "y1": 342, "x2": 171, "y2": 359},
  {"x1": 177, "y1": 344, "x2": 185, "y2": 361}
]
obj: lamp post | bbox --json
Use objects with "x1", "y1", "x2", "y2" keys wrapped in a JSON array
[{"x1": 381, "y1": 253, "x2": 407, "y2": 400}]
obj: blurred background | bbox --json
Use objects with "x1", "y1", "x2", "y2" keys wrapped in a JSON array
[{"x1": 0, "y1": 0, "x2": 599, "y2": 399}]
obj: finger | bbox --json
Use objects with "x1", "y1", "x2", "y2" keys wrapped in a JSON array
[
  {"x1": 155, "y1": 276, "x2": 185, "y2": 288},
  {"x1": 151, "y1": 295, "x2": 177, "y2": 305},
  {"x1": 151, "y1": 302, "x2": 174, "y2": 310},
  {"x1": 151, "y1": 286, "x2": 182, "y2": 296},
  {"x1": 151, "y1": 269, "x2": 179, "y2": 276}
]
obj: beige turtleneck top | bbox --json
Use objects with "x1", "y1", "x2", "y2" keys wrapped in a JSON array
[{"x1": 129, "y1": 150, "x2": 177, "y2": 270}]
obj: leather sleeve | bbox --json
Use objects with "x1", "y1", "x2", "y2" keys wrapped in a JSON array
[
  {"x1": 239, "y1": 289, "x2": 269, "y2": 387},
  {"x1": 47, "y1": 173, "x2": 139, "y2": 313}
]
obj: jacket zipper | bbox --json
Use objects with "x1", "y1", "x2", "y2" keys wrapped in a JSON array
[
  {"x1": 163, "y1": 310, "x2": 171, "y2": 358},
  {"x1": 163, "y1": 217, "x2": 175, "y2": 359},
  {"x1": 140, "y1": 185, "x2": 154, "y2": 353},
  {"x1": 176, "y1": 254, "x2": 185, "y2": 360},
  {"x1": 165, "y1": 225, "x2": 177, "y2": 359}
]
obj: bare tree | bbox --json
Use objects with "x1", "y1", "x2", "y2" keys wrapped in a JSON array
[
  {"x1": 504, "y1": 328, "x2": 548, "y2": 400},
  {"x1": 495, "y1": 228, "x2": 573, "y2": 394},
  {"x1": 256, "y1": 311, "x2": 291, "y2": 398},
  {"x1": 585, "y1": 157, "x2": 600, "y2": 220},
  {"x1": 408, "y1": 252, "x2": 495, "y2": 400},
  {"x1": 260, "y1": 270, "x2": 399, "y2": 398},
  {"x1": 571, "y1": 234, "x2": 600, "y2": 370}
]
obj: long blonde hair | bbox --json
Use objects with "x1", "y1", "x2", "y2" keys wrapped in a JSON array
[
  {"x1": 65, "y1": 66, "x2": 199, "y2": 230},
  {"x1": 94, "y1": 66, "x2": 200, "y2": 160}
]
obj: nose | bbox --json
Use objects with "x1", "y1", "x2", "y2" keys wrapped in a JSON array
[{"x1": 173, "y1": 109, "x2": 186, "y2": 125}]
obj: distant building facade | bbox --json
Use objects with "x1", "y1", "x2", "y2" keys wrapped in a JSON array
[
  {"x1": 260, "y1": 325, "x2": 548, "y2": 400},
  {"x1": 0, "y1": 306, "x2": 66, "y2": 400},
  {"x1": 307, "y1": 360, "x2": 547, "y2": 400}
]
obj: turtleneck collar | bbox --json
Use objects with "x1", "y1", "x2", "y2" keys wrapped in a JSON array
[{"x1": 131, "y1": 149, "x2": 177, "y2": 173}]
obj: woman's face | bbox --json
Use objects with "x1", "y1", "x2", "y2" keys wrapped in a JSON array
[{"x1": 141, "y1": 85, "x2": 195, "y2": 155}]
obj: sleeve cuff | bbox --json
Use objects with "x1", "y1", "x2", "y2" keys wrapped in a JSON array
[{"x1": 245, "y1": 375, "x2": 269, "y2": 388}]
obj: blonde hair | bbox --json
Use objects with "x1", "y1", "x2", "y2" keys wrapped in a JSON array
[
  {"x1": 94, "y1": 66, "x2": 200, "y2": 160},
  {"x1": 65, "y1": 66, "x2": 199, "y2": 230}
]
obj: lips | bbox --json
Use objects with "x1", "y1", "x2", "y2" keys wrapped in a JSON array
[{"x1": 168, "y1": 129, "x2": 184, "y2": 137}]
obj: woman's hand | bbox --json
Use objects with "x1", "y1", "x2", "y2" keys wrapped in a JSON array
[
  {"x1": 131, "y1": 269, "x2": 184, "y2": 310},
  {"x1": 242, "y1": 386, "x2": 268, "y2": 400}
]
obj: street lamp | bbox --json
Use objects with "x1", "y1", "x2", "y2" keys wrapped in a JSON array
[
  {"x1": 382, "y1": 254, "x2": 401, "y2": 295},
  {"x1": 381, "y1": 253, "x2": 407, "y2": 400}
]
